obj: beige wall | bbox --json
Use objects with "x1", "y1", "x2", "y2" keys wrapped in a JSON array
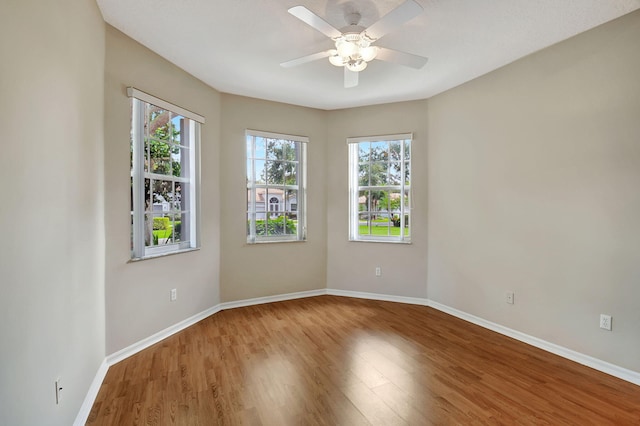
[
  {"x1": 326, "y1": 100, "x2": 429, "y2": 298},
  {"x1": 427, "y1": 11, "x2": 640, "y2": 372},
  {"x1": 219, "y1": 95, "x2": 328, "y2": 302},
  {"x1": 104, "y1": 26, "x2": 221, "y2": 354},
  {"x1": 0, "y1": 0, "x2": 106, "y2": 424}
]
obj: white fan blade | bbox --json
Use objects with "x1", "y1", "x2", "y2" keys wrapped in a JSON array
[
  {"x1": 288, "y1": 6, "x2": 342, "y2": 39},
  {"x1": 344, "y1": 67, "x2": 359, "y2": 88},
  {"x1": 364, "y1": 0, "x2": 423, "y2": 40},
  {"x1": 281, "y1": 50, "x2": 333, "y2": 68},
  {"x1": 376, "y1": 47, "x2": 428, "y2": 69}
]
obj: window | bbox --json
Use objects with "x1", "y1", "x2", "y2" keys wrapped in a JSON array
[
  {"x1": 348, "y1": 134, "x2": 412, "y2": 243},
  {"x1": 129, "y1": 87, "x2": 203, "y2": 259},
  {"x1": 246, "y1": 130, "x2": 307, "y2": 243}
]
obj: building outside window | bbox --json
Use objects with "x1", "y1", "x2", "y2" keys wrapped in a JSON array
[
  {"x1": 129, "y1": 88, "x2": 203, "y2": 259},
  {"x1": 246, "y1": 130, "x2": 307, "y2": 243},
  {"x1": 348, "y1": 133, "x2": 412, "y2": 243}
]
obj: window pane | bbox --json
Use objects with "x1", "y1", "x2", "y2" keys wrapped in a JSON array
[
  {"x1": 144, "y1": 213, "x2": 153, "y2": 247},
  {"x1": 370, "y1": 163, "x2": 388, "y2": 185},
  {"x1": 404, "y1": 161, "x2": 411, "y2": 185},
  {"x1": 389, "y1": 162, "x2": 402, "y2": 185},
  {"x1": 147, "y1": 106, "x2": 169, "y2": 140},
  {"x1": 149, "y1": 139, "x2": 173, "y2": 175},
  {"x1": 379, "y1": 190, "x2": 390, "y2": 214},
  {"x1": 144, "y1": 178, "x2": 152, "y2": 212},
  {"x1": 282, "y1": 140, "x2": 295, "y2": 160},
  {"x1": 152, "y1": 179, "x2": 173, "y2": 211},
  {"x1": 284, "y1": 162, "x2": 298, "y2": 185},
  {"x1": 176, "y1": 181, "x2": 187, "y2": 211},
  {"x1": 255, "y1": 189, "x2": 266, "y2": 212},
  {"x1": 359, "y1": 164, "x2": 370, "y2": 186},
  {"x1": 149, "y1": 213, "x2": 172, "y2": 246},
  {"x1": 145, "y1": 213, "x2": 158, "y2": 247},
  {"x1": 359, "y1": 142, "x2": 370, "y2": 163},
  {"x1": 254, "y1": 159, "x2": 266, "y2": 184},
  {"x1": 284, "y1": 213, "x2": 297, "y2": 235},
  {"x1": 390, "y1": 141, "x2": 402, "y2": 161},
  {"x1": 358, "y1": 190, "x2": 369, "y2": 212},
  {"x1": 254, "y1": 137, "x2": 266, "y2": 159},
  {"x1": 246, "y1": 158, "x2": 252, "y2": 184},
  {"x1": 359, "y1": 213, "x2": 371, "y2": 235},
  {"x1": 266, "y1": 214, "x2": 284, "y2": 236},
  {"x1": 266, "y1": 139, "x2": 283, "y2": 160},
  {"x1": 404, "y1": 140, "x2": 411, "y2": 160},
  {"x1": 171, "y1": 114, "x2": 184, "y2": 145},
  {"x1": 372, "y1": 190, "x2": 385, "y2": 214},
  {"x1": 371, "y1": 141, "x2": 388, "y2": 161},
  {"x1": 266, "y1": 161, "x2": 288, "y2": 185},
  {"x1": 173, "y1": 146, "x2": 188, "y2": 179},
  {"x1": 285, "y1": 190, "x2": 298, "y2": 214}
]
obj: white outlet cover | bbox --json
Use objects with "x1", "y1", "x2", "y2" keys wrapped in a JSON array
[
  {"x1": 506, "y1": 292, "x2": 515, "y2": 304},
  {"x1": 55, "y1": 378, "x2": 62, "y2": 404},
  {"x1": 600, "y1": 314, "x2": 612, "y2": 331}
]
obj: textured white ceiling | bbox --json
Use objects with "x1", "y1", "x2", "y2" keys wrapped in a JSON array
[{"x1": 96, "y1": 0, "x2": 640, "y2": 110}]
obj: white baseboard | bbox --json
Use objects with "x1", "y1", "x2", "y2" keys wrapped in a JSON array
[
  {"x1": 74, "y1": 359, "x2": 109, "y2": 426},
  {"x1": 427, "y1": 299, "x2": 640, "y2": 386},
  {"x1": 326, "y1": 288, "x2": 428, "y2": 306},
  {"x1": 220, "y1": 289, "x2": 326, "y2": 310}
]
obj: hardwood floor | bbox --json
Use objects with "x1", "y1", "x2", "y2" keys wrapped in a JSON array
[{"x1": 87, "y1": 296, "x2": 640, "y2": 425}]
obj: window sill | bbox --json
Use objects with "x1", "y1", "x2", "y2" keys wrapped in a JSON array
[
  {"x1": 246, "y1": 239, "x2": 307, "y2": 245},
  {"x1": 349, "y1": 239, "x2": 412, "y2": 245},
  {"x1": 129, "y1": 247, "x2": 200, "y2": 263}
]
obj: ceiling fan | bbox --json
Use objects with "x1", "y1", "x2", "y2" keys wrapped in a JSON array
[{"x1": 281, "y1": 0, "x2": 428, "y2": 88}]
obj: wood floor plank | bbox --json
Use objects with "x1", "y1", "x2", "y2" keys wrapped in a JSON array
[{"x1": 87, "y1": 296, "x2": 640, "y2": 425}]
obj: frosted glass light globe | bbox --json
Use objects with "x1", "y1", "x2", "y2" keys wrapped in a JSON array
[
  {"x1": 329, "y1": 52, "x2": 344, "y2": 67},
  {"x1": 336, "y1": 40, "x2": 357, "y2": 58},
  {"x1": 360, "y1": 46, "x2": 378, "y2": 62}
]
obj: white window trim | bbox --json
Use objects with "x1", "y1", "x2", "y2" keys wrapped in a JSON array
[
  {"x1": 129, "y1": 87, "x2": 202, "y2": 260},
  {"x1": 348, "y1": 133, "x2": 412, "y2": 243},
  {"x1": 246, "y1": 130, "x2": 308, "y2": 244},
  {"x1": 127, "y1": 87, "x2": 205, "y2": 124}
]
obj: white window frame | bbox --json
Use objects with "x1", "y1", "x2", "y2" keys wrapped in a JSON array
[
  {"x1": 348, "y1": 133, "x2": 412, "y2": 243},
  {"x1": 246, "y1": 130, "x2": 307, "y2": 244},
  {"x1": 129, "y1": 87, "x2": 203, "y2": 259}
]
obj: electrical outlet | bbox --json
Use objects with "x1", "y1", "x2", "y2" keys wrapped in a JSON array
[
  {"x1": 55, "y1": 378, "x2": 62, "y2": 404},
  {"x1": 506, "y1": 291, "x2": 514, "y2": 304},
  {"x1": 600, "y1": 314, "x2": 612, "y2": 331},
  {"x1": 170, "y1": 288, "x2": 177, "y2": 301},
  {"x1": 375, "y1": 267, "x2": 381, "y2": 277}
]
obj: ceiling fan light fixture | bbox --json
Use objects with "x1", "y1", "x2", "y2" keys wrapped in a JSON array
[
  {"x1": 336, "y1": 39, "x2": 358, "y2": 58},
  {"x1": 284, "y1": 1, "x2": 427, "y2": 86},
  {"x1": 360, "y1": 46, "x2": 378, "y2": 62},
  {"x1": 329, "y1": 50, "x2": 344, "y2": 66},
  {"x1": 346, "y1": 59, "x2": 367, "y2": 72}
]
